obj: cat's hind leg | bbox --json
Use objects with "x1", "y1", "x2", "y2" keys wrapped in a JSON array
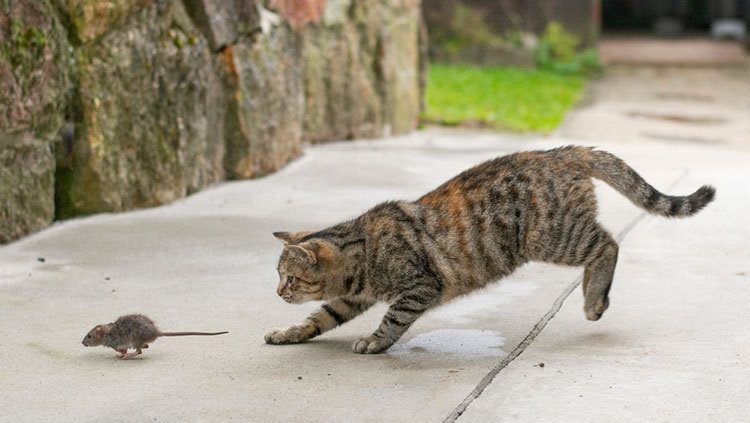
[
  {"x1": 265, "y1": 297, "x2": 374, "y2": 344},
  {"x1": 545, "y1": 218, "x2": 619, "y2": 321},
  {"x1": 580, "y1": 226, "x2": 619, "y2": 321}
]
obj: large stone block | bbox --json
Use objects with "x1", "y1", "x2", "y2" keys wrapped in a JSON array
[
  {"x1": 183, "y1": 0, "x2": 259, "y2": 51},
  {"x1": 220, "y1": 24, "x2": 304, "y2": 179},
  {"x1": 58, "y1": 0, "x2": 225, "y2": 216},
  {"x1": 0, "y1": 134, "x2": 57, "y2": 243},
  {"x1": 0, "y1": 0, "x2": 72, "y2": 243},
  {"x1": 301, "y1": 23, "x2": 383, "y2": 143},
  {"x1": 302, "y1": 0, "x2": 420, "y2": 143}
]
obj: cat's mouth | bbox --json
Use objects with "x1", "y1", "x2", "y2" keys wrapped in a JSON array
[{"x1": 280, "y1": 292, "x2": 320, "y2": 304}]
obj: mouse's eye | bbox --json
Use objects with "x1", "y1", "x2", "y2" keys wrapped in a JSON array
[{"x1": 87, "y1": 335, "x2": 91, "y2": 338}]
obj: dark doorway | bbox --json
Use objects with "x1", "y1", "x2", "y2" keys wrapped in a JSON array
[{"x1": 602, "y1": 0, "x2": 749, "y2": 34}]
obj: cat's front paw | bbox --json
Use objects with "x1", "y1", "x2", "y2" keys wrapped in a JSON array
[
  {"x1": 264, "y1": 326, "x2": 311, "y2": 344},
  {"x1": 352, "y1": 335, "x2": 393, "y2": 354}
]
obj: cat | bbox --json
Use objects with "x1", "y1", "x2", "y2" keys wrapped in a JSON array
[{"x1": 265, "y1": 146, "x2": 715, "y2": 354}]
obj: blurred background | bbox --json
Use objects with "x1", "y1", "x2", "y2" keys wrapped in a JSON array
[
  {"x1": 1, "y1": 0, "x2": 748, "y2": 244},
  {"x1": 423, "y1": 0, "x2": 748, "y2": 130}
]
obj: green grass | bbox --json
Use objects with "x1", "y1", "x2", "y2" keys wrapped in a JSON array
[{"x1": 423, "y1": 63, "x2": 585, "y2": 133}]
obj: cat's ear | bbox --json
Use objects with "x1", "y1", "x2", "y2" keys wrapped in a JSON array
[
  {"x1": 273, "y1": 231, "x2": 294, "y2": 244},
  {"x1": 286, "y1": 245, "x2": 317, "y2": 265},
  {"x1": 273, "y1": 231, "x2": 312, "y2": 244}
]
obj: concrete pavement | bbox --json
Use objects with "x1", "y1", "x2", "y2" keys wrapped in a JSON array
[
  {"x1": 557, "y1": 65, "x2": 750, "y2": 150},
  {"x1": 0, "y1": 128, "x2": 747, "y2": 422}
]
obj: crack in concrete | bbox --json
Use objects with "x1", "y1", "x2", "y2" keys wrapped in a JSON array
[{"x1": 444, "y1": 171, "x2": 689, "y2": 422}]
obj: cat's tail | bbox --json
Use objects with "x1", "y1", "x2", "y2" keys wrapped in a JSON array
[{"x1": 586, "y1": 149, "x2": 715, "y2": 218}]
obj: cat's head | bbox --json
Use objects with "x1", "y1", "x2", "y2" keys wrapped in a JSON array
[{"x1": 272, "y1": 231, "x2": 342, "y2": 303}]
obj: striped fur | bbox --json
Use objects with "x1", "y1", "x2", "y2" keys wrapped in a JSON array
[{"x1": 265, "y1": 147, "x2": 716, "y2": 354}]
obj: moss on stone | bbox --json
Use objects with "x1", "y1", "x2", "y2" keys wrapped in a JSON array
[{"x1": 65, "y1": 0, "x2": 153, "y2": 45}]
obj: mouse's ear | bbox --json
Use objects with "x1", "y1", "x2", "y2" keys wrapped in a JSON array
[{"x1": 95, "y1": 326, "x2": 104, "y2": 333}]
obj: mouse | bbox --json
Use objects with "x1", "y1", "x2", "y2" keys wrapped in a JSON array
[{"x1": 82, "y1": 314, "x2": 228, "y2": 359}]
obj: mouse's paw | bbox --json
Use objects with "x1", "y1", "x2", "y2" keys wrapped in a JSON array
[
  {"x1": 352, "y1": 335, "x2": 393, "y2": 354},
  {"x1": 264, "y1": 325, "x2": 312, "y2": 345}
]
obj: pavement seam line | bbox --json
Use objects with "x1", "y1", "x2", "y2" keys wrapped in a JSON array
[{"x1": 444, "y1": 170, "x2": 689, "y2": 422}]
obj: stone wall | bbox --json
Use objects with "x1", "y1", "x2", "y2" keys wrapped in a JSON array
[
  {"x1": 0, "y1": 0, "x2": 424, "y2": 243},
  {"x1": 0, "y1": 0, "x2": 72, "y2": 243}
]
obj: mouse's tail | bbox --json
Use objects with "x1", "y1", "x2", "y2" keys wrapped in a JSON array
[{"x1": 160, "y1": 331, "x2": 229, "y2": 336}]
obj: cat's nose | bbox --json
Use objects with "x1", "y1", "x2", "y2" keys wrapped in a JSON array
[{"x1": 276, "y1": 285, "x2": 284, "y2": 296}]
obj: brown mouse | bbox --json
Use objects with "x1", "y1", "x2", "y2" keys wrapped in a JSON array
[{"x1": 82, "y1": 314, "x2": 228, "y2": 359}]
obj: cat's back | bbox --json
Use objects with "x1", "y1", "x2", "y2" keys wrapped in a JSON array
[
  {"x1": 412, "y1": 147, "x2": 595, "y2": 290},
  {"x1": 417, "y1": 147, "x2": 589, "y2": 208}
]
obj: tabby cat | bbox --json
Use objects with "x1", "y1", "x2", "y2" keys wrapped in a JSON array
[{"x1": 265, "y1": 146, "x2": 715, "y2": 354}]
